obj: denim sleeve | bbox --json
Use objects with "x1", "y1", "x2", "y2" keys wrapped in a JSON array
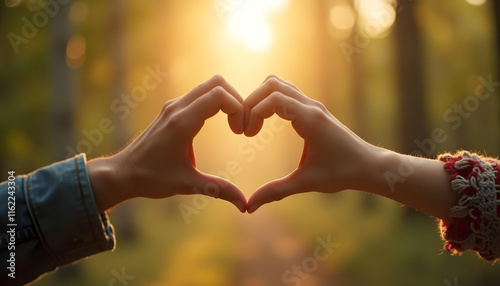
[{"x1": 0, "y1": 154, "x2": 115, "y2": 285}]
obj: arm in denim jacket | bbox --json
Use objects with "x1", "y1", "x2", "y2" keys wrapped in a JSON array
[
  {"x1": 0, "y1": 76, "x2": 248, "y2": 285},
  {"x1": 0, "y1": 154, "x2": 115, "y2": 285}
]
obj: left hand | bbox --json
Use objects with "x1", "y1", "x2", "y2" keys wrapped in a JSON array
[{"x1": 88, "y1": 75, "x2": 247, "y2": 213}]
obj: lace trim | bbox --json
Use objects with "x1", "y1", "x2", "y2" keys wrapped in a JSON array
[{"x1": 438, "y1": 151, "x2": 500, "y2": 262}]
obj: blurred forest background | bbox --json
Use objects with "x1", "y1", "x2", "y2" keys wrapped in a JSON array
[{"x1": 1, "y1": 0, "x2": 500, "y2": 285}]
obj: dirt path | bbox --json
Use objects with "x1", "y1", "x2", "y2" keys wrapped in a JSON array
[{"x1": 230, "y1": 209, "x2": 327, "y2": 286}]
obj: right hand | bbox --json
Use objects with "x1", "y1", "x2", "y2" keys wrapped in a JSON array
[{"x1": 244, "y1": 75, "x2": 377, "y2": 213}]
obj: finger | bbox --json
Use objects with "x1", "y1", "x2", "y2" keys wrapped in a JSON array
[
  {"x1": 245, "y1": 76, "x2": 314, "y2": 109},
  {"x1": 184, "y1": 86, "x2": 245, "y2": 134},
  {"x1": 247, "y1": 170, "x2": 310, "y2": 213},
  {"x1": 178, "y1": 75, "x2": 244, "y2": 108},
  {"x1": 262, "y1": 75, "x2": 301, "y2": 92},
  {"x1": 245, "y1": 76, "x2": 332, "y2": 129},
  {"x1": 265, "y1": 76, "x2": 330, "y2": 117},
  {"x1": 245, "y1": 91, "x2": 310, "y2": 137},
  {"x1": 244, "y1": 76, "x2": 313, "y2": 131},
  {"x1": 163, "y1": 97, "x2": 179, "y2": 109},
  {"x1": 188, "y1": 172, "x2": 247, "y2": 213}
]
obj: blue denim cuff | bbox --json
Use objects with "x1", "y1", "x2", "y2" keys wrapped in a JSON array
[{"x1": 25, "y1": 154, "x2": 115, "y2": 266}]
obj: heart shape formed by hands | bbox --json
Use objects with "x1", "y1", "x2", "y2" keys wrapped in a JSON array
[
  {"x1": 196, "y1": 75, "x2": 367, "y2": 213},
  {"x1": 109, "y1": 74, "x2": 369, "y2": 214},
  {"x1": 243, "y1": 75, "x2": 347, "y2": 213}
]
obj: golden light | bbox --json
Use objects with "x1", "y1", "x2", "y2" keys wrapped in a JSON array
[
  {"x1": 355, "y1": 0, "x2": 396, "y2": 38},
  {"x1": 5, "y1": 0, "x2": 22, "y2": 8},
  {"x1": 66, "y1": 35, "x2": 86, "y2": 69},
  {"x1": 226, "y1": 14, "x2": 272, "y2": 52},
  {"x1": 330, "y1": 4, "x2": 356, "y2": 31},
  {"x1": 225, "y1": 0, "x2": 289, "y2": 52},
  {"x1": 329, "y1": 3, "x2": 356, "y2": 39},
  {"x1": 465, "y1": 0, "x2": 487, "y2": 6}
]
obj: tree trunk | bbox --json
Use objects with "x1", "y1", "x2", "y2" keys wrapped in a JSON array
[
  {"x1": 394, "y1": 1, "x2": 428, "y2": 218},
  {"x1": 50, "y1": 1, "x2": 75, "y2": 161},
  {"x1": 394, "y1": 1, "x2": 428, "y2": 156},
  {"x1": 109, "y1": 0, "x2": 129, "y2": 148}
]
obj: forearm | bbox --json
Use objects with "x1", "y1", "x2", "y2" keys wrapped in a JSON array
[{"x1": 356, "y1": 147, "x2": 457, "y2": 220}]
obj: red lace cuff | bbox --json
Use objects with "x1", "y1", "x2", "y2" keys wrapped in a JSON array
[{"x1": 438, "y1": 151, "x2": 500, "y2": 262}]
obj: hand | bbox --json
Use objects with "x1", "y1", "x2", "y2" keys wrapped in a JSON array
[
  {"x1": 88, "y1": 75, "x2": 247, "y2": 213},
  {"x1": 244, "y1": 75, "x2": 378, "y2": 213}
]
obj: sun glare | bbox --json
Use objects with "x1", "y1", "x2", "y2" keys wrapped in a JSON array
[
  {"x1": 225, "y1": 0, "x2": 289, "y2": 52},
  {"x1": 355, "y1": 0, "x2": 396, "y2": 38}
]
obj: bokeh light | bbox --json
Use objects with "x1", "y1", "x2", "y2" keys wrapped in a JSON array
[
  {"x1": 225, "y1": 0, "x2": 290, "y2": 52},
  {"x1": 329, "y1": 3, "x2": 356, "y2": 39},
  {"x1": 330, "y1": 3, "x2": 356, "y2": 31},
  {"x1": 4, "y1": 0, "x2": 21, "y2": 8},
  {"x1": 66, "y1": 34, "x2": 86, "y2": 69},
  {"x1": 354, "y1": 0, "x2": 396, "y2": 38},
  {"x1": 466, "y1": 0, "x2": 487, "y2": 6}
]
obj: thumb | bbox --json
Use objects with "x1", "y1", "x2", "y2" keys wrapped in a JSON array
[
  {"x1": 247, "y1": 170, "x2": 310, "y2": 213},
  {"x1": 189, "y1": 171, "x2": 247, "y2": 213}
]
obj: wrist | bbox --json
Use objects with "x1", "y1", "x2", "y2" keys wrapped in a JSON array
[
  {"x1": 357, "y1": 147, "x2": 455, "y2": 219},
  {"x1": 353, "y1": 146, "x2": 400, "y2": 196},
  {"x1": 87, "y1": 156, "x2": 124, "y2": 212}
]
